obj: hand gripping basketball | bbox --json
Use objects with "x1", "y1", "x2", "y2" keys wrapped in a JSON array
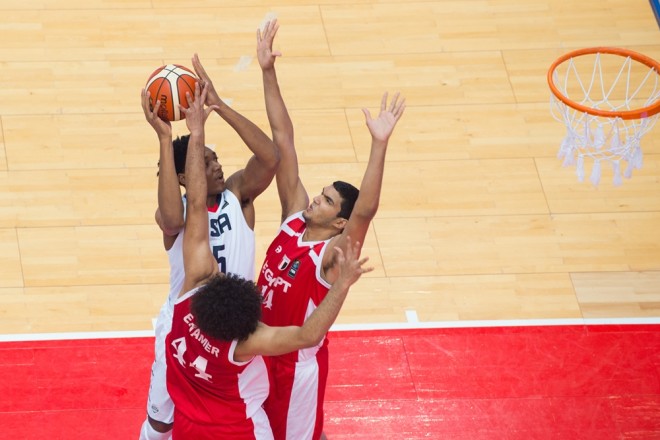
[{"x1": 145, "y1": 64, "x2": 199, "y2": 122}]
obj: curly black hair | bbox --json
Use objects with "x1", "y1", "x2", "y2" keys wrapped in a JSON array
[
  {"x1": 333, "y1": 180, "x2": 359, "y2": 220},
  {"x1": 190, "y1": 273, "x2": 263, "y2": 342}
]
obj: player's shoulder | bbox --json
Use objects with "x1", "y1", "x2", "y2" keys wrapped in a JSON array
[{"x1": 283, "y1": 210, "x2": 305, "y2": 226}]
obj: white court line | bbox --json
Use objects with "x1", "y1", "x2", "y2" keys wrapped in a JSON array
[
  {"x1": 0, "y1": 330, "x2": 156, "y2": 342},
  {"x1": 0, "y1": 317, "x2": 658, "y2": 342},
  {"x1": 405, "y1": 310, "x2": 420, "y2": 323},
  {"x1": 331, "y1": 317, "x2": 660, "y2": 331}
]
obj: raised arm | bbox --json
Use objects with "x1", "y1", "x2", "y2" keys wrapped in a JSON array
[
  {"x1": 323, "y1": 92, "x2": 406, "y2": 283},
  {"x1": 235, "y1": 238, "x2": 372, "y2": 359},
  {"x1": 179, "y1": 83, "x2": 221, "y2": 295},
  {"x1": 191, "y1": 54, "x2": 279, "y2": 209},
  {"x1": 257, "y1": 20, "x2": 309, "y2": 221},
  {"x1": 141, "y1": 88, "x2": 184, "y2": 243}
]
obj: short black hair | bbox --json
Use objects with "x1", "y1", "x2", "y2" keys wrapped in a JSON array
[
  {"x1": 156, "y1": 134, "x2": 189, "y2": 179},
  {"x1": 191, "y1": 273, "x2": 263, "y2": 342},
  {"x1": 172, "y1": 135, "x2": 190, "y2": 175},
  {"x1": 333, "y1": 180, "x2": 359, "y2": 220}
]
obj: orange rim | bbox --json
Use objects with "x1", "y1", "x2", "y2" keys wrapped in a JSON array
[{"x1": 547, "y1": 47, "x2": 660, "y2": 120}]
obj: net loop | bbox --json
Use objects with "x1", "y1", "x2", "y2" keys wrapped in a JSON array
[{"x1": 548, "y1": 47, "x2": 660, "y2": 186}]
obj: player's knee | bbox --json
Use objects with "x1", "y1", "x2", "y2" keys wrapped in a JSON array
[{"x1": 147, "y1": 415, "x2": 173, "y2": 434}]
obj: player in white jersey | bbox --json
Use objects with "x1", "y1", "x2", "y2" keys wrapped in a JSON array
[
  {"x1": 138, "y1": 54, "x2": 279, "y2": 440},
  {"x1": 165, "y1": 190, "x2": 256, "y2": 302},
  {"x1": 166, "y1": 82, "x2": 370, "y2": 439}
]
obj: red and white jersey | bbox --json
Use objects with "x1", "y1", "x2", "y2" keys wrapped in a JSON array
[
  {"x1": 166, "y1": 189, "x2": 255, "y2": 309},
  {"x1": 165, "y1": 287, "x2": 270, "y2": 438},
  {"x1": 257, "y1": 212, "x2": 332, "y2": 364}
]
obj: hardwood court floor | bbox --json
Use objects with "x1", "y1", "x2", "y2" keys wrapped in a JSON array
[
  {"x1": 1, "y1": 325, "x2": 659, "y2": 439},
  {"x1": 1, "y1": 0, "x2": 659, "y2": 335},
  {"x1": 1, "y1": 1, "x2": 659, "y2": 438}
]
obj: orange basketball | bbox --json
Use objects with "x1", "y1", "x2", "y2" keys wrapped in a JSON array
[{"x1": 145, "y1": 64, "x2": 198, "y2": 122}]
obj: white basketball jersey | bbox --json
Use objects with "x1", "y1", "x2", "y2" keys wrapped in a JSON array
[{"x1": 166, "y1": 189, "x2": 255, "y2": 308}]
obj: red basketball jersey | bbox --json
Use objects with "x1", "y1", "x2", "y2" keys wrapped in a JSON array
[
  {"x1": 257, "y1": 212, "x2": 332, "y2": 363},
  {"x1": 165, "y1": 288, "x2": 270, "y2": 439}
]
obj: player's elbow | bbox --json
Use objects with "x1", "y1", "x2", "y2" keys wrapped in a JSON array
[
  {"x1": 156, "y1": 212, "x2": 184, "y2": 237},
  {"x1": 273, "y1": 131, "x2": 295, "y2": 153},
  {"x1": 264, "y1": 148, "x2": 280, "y2": 173},
  {"x1": 300, "y1": 330, "x2": 324, "y2": 348},
  {"x1": 161, "y1": 219, "x2": 184, "y2": 237},
  {"x1": 352, "y1": 205, "x2": 379, "y2": 223}
]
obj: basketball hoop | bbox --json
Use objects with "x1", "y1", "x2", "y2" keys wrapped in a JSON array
[{"x1": 548, "y1": 47, "x2": 660, "y2": 186}]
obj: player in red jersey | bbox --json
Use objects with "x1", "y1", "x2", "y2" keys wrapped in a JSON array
[
  {"x1": 256, "y1": 20, "x2": 406, "y2": 440},
  {"x1": 166, "y1": 81, "x2": 372, "y2": 439}
]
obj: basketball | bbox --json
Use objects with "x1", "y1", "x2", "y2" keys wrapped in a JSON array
[{"x1": 145, "y1": 64, "x2": 198, "y2": 122}]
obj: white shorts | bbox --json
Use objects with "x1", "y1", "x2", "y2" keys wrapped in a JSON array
[{"x1": 146, "y1": 302, "x2": 174, "y2": 424}]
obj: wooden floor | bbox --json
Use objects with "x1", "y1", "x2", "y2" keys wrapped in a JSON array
[{"x1": 1, "y1": 0, "x2": 659, "y2": 334}]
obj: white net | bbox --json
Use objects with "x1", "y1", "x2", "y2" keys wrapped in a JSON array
[{"x1": 550, "y1": 50, "x2": 660, "y2": 186}]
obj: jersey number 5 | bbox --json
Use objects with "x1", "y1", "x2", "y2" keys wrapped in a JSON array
[{"x1": 212, "y1": 244, "x2": 227, "y2": 274}]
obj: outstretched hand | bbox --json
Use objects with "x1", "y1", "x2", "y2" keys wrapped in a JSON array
[
  {"x1": 334, "y1": 236, "x2": 373, "y2": 287},
  {"x1": 141, "y1": 88, "x2": 172, "y2": 138},
  {"x1": 257, "y1": 20, "x2": 282, "y2": 71},
  {"x1": 180, "y1": 82, "x2": 219, "y2": 135},
  {"x1": 191, "y1": 53, "x2": 222, "y2": 107},
  {"x1": 362, "y1": 92, "x2": 406, "y2": 143}
]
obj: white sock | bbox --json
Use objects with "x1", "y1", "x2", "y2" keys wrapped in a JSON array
[{"x1": 139, "y1": 420, "x2": 172, "y2": 440}]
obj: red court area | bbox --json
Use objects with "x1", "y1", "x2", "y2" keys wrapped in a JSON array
[{"x1": 1, "y1": 324, "x2": 659, "y2": 439}]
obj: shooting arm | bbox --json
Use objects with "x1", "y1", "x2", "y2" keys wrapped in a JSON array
[
  {"x1": 141, "y1": 87, "x2": 183, "y2": 236},
  {"x1": 191, "y1": 53, "x2": 278, "y2": 202},
  {"x1": 214, "y1": 100, "x2": 279, "y2": 201},
  {"x1": 156, "y1": 135, "x2": 184, "y2": 236}
]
